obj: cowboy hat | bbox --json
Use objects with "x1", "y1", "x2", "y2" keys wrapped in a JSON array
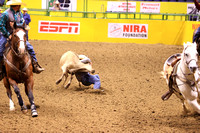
[
  {"x1": 22, "y1": 7, "x2": 28, "y2": 11},
  {"x1": 6, "y1": 0, "x2": 26, "y2": 6},
  {"x1": 55, "y1": 0, "x2": 60, "y2": 4}
]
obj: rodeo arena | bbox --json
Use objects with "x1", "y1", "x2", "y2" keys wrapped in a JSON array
[{"x1": 2, "y1": 0, "x2": 200, "y2": 132}]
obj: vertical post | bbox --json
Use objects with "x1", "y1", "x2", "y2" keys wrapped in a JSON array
[
  {"x1": 46, "y1": 0, "x2": 50, "y2": 16},
  {"x1": 86, "y1": 0, "x2": 88, "y2": 18},
  {"x1": 83, "y1": 0, "x2": 85, "y2": 12},
  {"x1": 126, "y1": 0, "x2": 128, "y2": 18}
]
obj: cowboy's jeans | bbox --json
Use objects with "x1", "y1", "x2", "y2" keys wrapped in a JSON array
[{"x1": 193, "y1": 27, "x2": 200, "y2": 43}]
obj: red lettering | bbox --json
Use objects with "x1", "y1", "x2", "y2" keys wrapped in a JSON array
[
  {"x1": 123, "y1": 25, "x2": 129, "y2": 32},
  {"x1": 59, "y1": 26, "x2": 68, "y2": 32},
  {"x1": 130, "y1": 25, "x2": 133, "y2": 32},
  {"x1": 134, "y1": 25, "x2": 140, "y2": 32},
  {"x1": 40, "y1": 26, "x2": 48, "y2": 32},
  {"x1": 49, "y1": 26, "x2": 58, "y2": 32},
  {"x1": 140, "y1": 25, "x2": 147, "y2": 33},
  {"x1": 39, "y1": 21, "x2": 79, "y2": 34}
]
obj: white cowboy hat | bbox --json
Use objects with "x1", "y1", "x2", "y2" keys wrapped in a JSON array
[
  {"x1": 22, "y1": 7, "x2": 28, "y2": 11},
  {"x1": 6, "y1": 0, "x2": 26, "y2": 6},
  {"x1": 55, "y1": 0, "x2": 59, "y2": 4}
]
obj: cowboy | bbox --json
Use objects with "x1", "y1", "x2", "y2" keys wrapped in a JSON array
[
  {"x1": 193, "y1": 0, "x2": 200, "y2": 48},
  {"x1": 52, "y1": 0, "x2": 62, "y2": 11},
  {"x1": 22, "y1": 7, "x2": 31, "y2": 41},
  {"x1": 75, "y1": 55, "x2": 101, "y2": 89},
  {"x1": 0, "y1": 0, "x2": 44, "y2": 78}
]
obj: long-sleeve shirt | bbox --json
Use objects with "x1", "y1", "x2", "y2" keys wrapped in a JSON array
[
  {"x1": 23, "y1": 13, "x2": 31, "y2": 25},
  {"x1": 0, "y1": 7, "x2": 24, "y2": 38}
]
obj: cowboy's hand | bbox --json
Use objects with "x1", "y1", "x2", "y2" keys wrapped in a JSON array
[
  {"x1": 10, "y1": 22, "x2": 14, "y2": 29},
  {"x1": 8, "y1": 35, "x2": 12, "y2": 40}
]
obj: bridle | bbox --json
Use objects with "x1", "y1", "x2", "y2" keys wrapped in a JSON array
[
  {"x1": 3, "y1": 29, "x2": 31, "y2": 75},
  {"x1": 10, "y1": 39, "x2": 28, "y2": 57}
]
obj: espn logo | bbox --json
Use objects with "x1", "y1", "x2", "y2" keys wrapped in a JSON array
[{"x1": 39, "y1": 21, "x2": 80, "y2": 34}]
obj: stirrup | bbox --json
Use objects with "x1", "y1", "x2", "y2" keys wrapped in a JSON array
[{"x1": 33, "y1": 62, "x2": 44, "y2": 74}]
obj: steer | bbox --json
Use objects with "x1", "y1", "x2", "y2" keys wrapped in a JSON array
[{"x1": 56, "y1": 51, "x2": 95, "y2": 89}]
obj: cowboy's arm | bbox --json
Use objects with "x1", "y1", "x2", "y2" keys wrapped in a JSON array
[
  {"x1": 81, "y1": 57, "x2": 91, "y2": 64},
  {"x1": 194, "y1": 0, "x2": 200, "y2": 10},
  {"x1": 0, "y1": 12, "x2": 10, "y2": 38},
  {"x1": 16, "y1": 12, "x2": 25, "y2": 27},
  {"x1": 28, "y1": 14, "x2": 31, "y2": 24}
]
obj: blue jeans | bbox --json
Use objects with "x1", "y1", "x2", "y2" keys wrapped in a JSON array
[
  {"x1": 82, "y1": 73, "x2": 101, "y2": 89},
  {"x1": 193, "y1": 27, "x2": 200, "y2": 43},
  {"x1": 0, "y1": 34, "x2": 37, "y2": 61}
]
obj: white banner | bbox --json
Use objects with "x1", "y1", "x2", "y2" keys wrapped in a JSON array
[
  {"x1": 107, "y1": 1, "x2": 136, "y2": 12},
  {"x1": 140, "y1": 2, "x2": 160, "y2": 13},
  {"x1": 108, "y1": 23, "x2": 148, "y2": 39},
  {"x1": 187, "y1": 4, "x2": 195, "y2": 14}
]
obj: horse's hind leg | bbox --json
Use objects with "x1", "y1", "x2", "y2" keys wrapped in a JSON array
[
  {"x1": 9, "y1": 79, "x2": 27, "y2": 113},
  {"x1": 3, "y1": 78, "x2": 15, "y2": 111},
  {"x1": 25, "y1": 78, "x2": 38, "y2": 117}
]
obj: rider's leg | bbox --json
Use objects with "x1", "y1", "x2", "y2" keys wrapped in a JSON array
[
  {"x1": 82, "y1": 73, "x2": 101, "y2": 89},
  {"x1": 26, "y1": 41, "x2": 44, "y2": 74},
  {"x1": 0, "y1": 34, "x2": 7, "y2": 79},
  {"x1": 193, "y1": 27, "x2": 200, "y2": 43}
]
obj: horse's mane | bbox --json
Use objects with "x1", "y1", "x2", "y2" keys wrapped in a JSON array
[{"x1": 13, "y1": 22, "x2": 26, "y2": 31}]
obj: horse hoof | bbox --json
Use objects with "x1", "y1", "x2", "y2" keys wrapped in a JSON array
[
  {"x1": 32, "y1": 110, "x2": 38, "y2": 117},
  {"x1": 22, "y1": 109, "x2": 28, "y2": 114},
  {"x1": 10, "y1": 107, "x2": 15, "y2": 111}
]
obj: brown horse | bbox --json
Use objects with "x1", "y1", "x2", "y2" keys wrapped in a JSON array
[{"x1": 3, "y1": 23, "x2": 38, "y2": 117}]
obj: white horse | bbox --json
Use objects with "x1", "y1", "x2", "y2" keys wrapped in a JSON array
[{"x1": 162, "y1": 42, "x2": 200, "y2": 114}]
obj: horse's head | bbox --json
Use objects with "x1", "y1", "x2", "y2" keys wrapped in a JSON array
[
  {"x1": 183, "y1": 42, "x2": 199, "y2": 73},
  {"x1": 10, "y1": 22, "x2": 26, "y2": 56}
]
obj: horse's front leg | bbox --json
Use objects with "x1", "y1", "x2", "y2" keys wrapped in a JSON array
[
  {"x1": 3, "y1": 78, "x2": 15, "y2": 111},
  {"x1": 9, "y1": 78, "x2": 27, "y2": 113},
  {"x1": 25, "y1": 77, "x2": 38, "y2": 117}
]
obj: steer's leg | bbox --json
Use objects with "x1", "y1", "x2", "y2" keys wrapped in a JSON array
[{"x1": 65, "y1": 73, "x2": 74, "y2": 89}]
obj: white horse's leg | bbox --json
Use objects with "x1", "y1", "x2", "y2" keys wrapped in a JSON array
[
  {"x1": 9, "y1": 99, "x2": 15, "y2": 111},
  {"x1": 187, "y1": 99, "x2": 200, "y2": 114},
  {"x1": 180, "y1": 99, "x2": 190, "y2": 114}
]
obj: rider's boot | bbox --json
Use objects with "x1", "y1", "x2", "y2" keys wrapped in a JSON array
[{"x1": 32, "y1": 59, "x2": 45, "y2": 74}]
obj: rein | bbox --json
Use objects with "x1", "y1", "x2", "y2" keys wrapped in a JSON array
[
  {"x1": 11, "y1": 39, "x2": 27, "y2": 58},
  {"x1": 3, "y1": 53, "x2": 31, "y2": 75},
  {"x1": 3, "y1": 37, "x2": 31, "y2": 75},
  {"x1": 173, "y1": 59, "x2": 200, "y2": 99}
]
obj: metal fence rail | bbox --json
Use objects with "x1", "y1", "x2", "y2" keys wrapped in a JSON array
[{"x1": 1, "y1": 7, "x2": 199, "y2": 21}]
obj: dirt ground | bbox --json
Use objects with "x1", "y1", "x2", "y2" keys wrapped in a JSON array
[{"x1": 1, "y1": 40, "x2": 200, "y2": 132}]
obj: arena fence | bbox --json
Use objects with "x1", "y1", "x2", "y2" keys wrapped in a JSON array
[
  {"x1": 1, "y1": 7, "x2": 199, "y2": 21},
  {"x1": 0, "y1": 7, "x2": 199, "y2": 45}
]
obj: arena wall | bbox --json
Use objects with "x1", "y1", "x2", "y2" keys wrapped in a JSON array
[
  {"x1": 28, "y1": 15, "x2": 197, "y2": 45},
  {"x1": 21, "y1": 0, "x2": 197, "y2": 45}
]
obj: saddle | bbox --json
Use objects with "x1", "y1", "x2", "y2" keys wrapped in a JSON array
[{"x1": 161, "y1": 54, "x2": 181, "y2": 101}]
